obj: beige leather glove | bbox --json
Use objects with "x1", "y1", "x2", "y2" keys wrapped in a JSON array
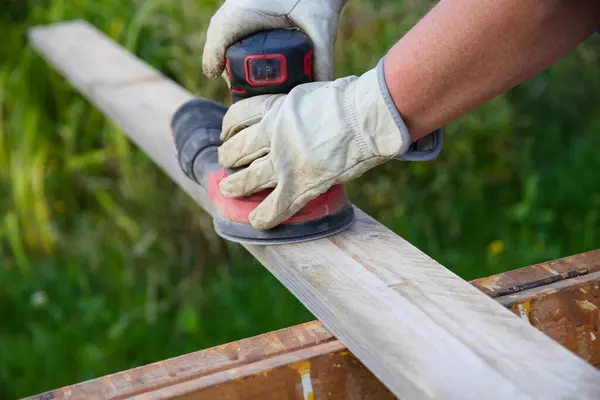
[
  {"x1": 218, "y1": 59, "x2": 443, "y2": 230},
  {"x1": 202, "y1": 0, "x2": 348, "y2": 82}
]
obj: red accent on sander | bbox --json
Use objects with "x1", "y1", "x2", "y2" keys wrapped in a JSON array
[
  {"x1": 207, "y1": 168, "x2": 349, "y2": 225},
  {"x1": 171, "y1": 97, "x2": 355, "y2": 245}
]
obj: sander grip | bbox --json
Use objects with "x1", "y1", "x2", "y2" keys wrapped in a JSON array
[
  {"x1": 170, "y1": 98, "x2": 228, "y2": 189},
  {"x1": 225, "y1": 29, "x2": 313, "y2": 103}
]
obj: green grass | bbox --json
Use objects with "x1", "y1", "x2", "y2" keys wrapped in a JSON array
[{"x1": 1, "y1": 0, "x2": 600, "y2": 397}]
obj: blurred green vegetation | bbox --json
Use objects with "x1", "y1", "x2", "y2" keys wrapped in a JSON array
[{"x1": 1, "y1": 0, "x2": 599, "y2": 397}]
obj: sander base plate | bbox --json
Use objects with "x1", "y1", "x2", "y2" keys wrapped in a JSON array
[{"x1": 213, "y1": 204, "x2": 355, "y2": 245}]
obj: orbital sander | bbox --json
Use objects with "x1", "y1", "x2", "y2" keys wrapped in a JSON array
[{"x1": 170, "y1": 29, "x2": 355, "y2": 245}]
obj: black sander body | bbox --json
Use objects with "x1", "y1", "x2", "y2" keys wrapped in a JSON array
[{"x1": 170, "y1": 29, "x2": 355, "y2": 245}]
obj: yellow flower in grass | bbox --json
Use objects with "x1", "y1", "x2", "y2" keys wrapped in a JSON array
[{"x1": 488, "y1": 240, "x2": 504, "y2": 255}]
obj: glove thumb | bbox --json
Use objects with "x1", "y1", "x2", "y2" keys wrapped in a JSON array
[{"x1": 202, "y1": 6, "x2": 293, "y2": 79}]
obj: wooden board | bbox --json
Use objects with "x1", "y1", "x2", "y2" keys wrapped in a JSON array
[
  {"x1": 472, "y1": 249, "x2": 600, "y2": 297},
  {"x1": 27, "y1": 19, "x2": 600, "y2": 399},
  {"x1": 26, "y1": 250, "x2": 600, "y2": 399}
]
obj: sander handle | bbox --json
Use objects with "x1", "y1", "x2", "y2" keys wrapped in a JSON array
[
  {"x1": 224, "y1": 29, "x2": 314, "y2": 103},
  {"x1": 172, "y1": 28, "x2": 315, "y2": 187}
]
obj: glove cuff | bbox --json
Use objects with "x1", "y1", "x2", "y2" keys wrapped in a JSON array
[
  {"x1": 349, "y1": 67, "x2": 411, "y2": 159},
  {"x1": 375, "y1": 57, "x2": 443, "y2": 161}
]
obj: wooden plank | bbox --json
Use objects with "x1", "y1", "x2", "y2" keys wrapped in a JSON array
[
  {"x1": 125, "y1": 341, "x2": 391, "y2": 400},
  {"x1": 29, "y1": 322, "x2": 392, "y2": 400},
  {"x1": 29, "y1": 322, "x2": 347, "y2": 400},
  {"x1": 498, "y1": 271, "x2": 600, "y2": 367},
  {"x1": 472, "y1": 249, "x2": 600, "y2": 297},
  {"x1": 26, "y1": 251, "x2": 600, "y2": 399},
  {"x1": 27, "y1": 19, "x2": 600, "y2": 399}
]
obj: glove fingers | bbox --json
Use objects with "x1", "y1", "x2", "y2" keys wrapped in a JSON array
[
  {"x1": 249, "y1": 179, "x2": 334, "y2": 230},
  {"x1": 289, "y1": 11, "x2": 339, "y2": 81},
  {"x1": 218, "y1": 156, "x2": 276, "y2": 198},
  {"x1": 221, "y1": 94, "x2": 278, "y2": 141},
  {"x1": 202, "y1": 7, "x2": 293, "y2": 79},
  {"x1": 311, "y1": 35, "x2": 336, "y2": 82},
  {"x1": 218, "y1": 124, "x2": 271, "y2": 168}
]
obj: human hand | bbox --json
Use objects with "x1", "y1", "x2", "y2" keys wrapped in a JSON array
[
  {"x1": 202, "y1": 0, "x2": 348, "y2": 82},
  {"x1": 217, "y1": 59, "x2": 443, "y2": 230}
]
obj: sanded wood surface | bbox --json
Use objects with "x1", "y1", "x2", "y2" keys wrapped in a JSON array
[
  {"x1": 26, "y1": 250, "x2": 600, "y2": 399},
  {"x1": 28, "y1": 19, "x2": 600, "y2": 399}
]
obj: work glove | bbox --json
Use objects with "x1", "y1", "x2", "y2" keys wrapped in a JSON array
[
  {"x1": 202, "y1": 0, "x2": 348, "y2": 82},
  {"x1": 217, "y1": 58, "x2": 443, "y2": 230}
]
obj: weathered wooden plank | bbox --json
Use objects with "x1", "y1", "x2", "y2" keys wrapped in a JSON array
[
  {"x1": 473, "y1": 249, "x2": 600, "y2": 297},
  {"x1": 125, "y1": 341, "x2": 393, "y2": 400},
  {"x1": 26, "y1": 251, "x2": 600, "y2": 400},
  {"x1": 27, "y1": 19, "x2": 600, "y2": 399},
  {"x1": 498, "y1": 270, "x2": 600, "y2": 366}
]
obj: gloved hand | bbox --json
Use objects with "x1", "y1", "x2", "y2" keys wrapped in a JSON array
[
  {"x1": 202, "y1": 0, "x2": 348, "y2": 82},
  {"x1": 217, "y1": 58, "x2": 443, "y2": 230}
]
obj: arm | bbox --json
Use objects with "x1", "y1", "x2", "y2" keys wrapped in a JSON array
[
  {"x1": 384, "y1": 0, "x2": 600, "y2": 141},
  {"x1": 210, "y1": 0, "x2": 600, "y2": 230}
]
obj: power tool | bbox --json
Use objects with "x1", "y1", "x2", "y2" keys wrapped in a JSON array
[{"x1": 170, "y1": 29, "x2": 355, "y2": 245}]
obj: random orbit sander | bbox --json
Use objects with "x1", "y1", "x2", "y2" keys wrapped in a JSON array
[{"x1": 170, "y1": 29, "x2": 355, "y2": 245}]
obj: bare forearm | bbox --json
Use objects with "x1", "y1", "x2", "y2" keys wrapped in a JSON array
[{"x1": 384, "y1": 0, "x2": 600, "y2": 141}]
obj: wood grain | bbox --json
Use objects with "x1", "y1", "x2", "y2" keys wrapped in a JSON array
[
  {"x1": 26, "y1": 252, "x2": 600, "y2": 400},
  {"x1": 28, "y1": 19, "x2": 600, "y2": 399}
]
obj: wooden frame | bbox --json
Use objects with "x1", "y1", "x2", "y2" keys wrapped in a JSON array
[
  {"x1": 27, "y1": 250, "x2": 600, "y2": 399},
  {"x1": 26, "y1": 19, "x2": 600, "y2": 399}
]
